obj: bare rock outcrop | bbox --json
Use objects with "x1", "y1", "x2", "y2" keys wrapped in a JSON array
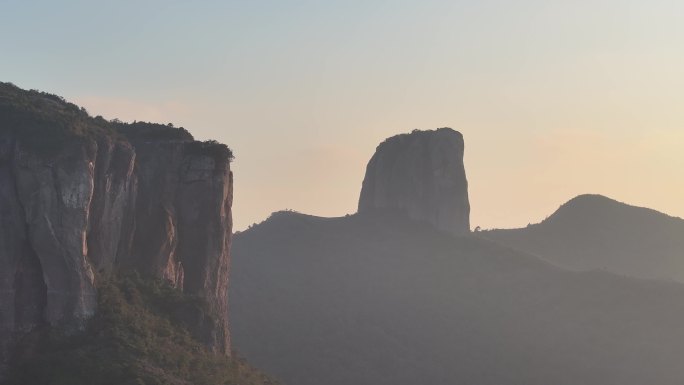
[
  {"x1": 358, "y1": 128, "x2": 470, "y2": 235},
  {"x1": 0, "y1": 83, "x2": 233, "y2": 372}
]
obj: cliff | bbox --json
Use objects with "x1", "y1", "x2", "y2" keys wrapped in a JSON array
[
  {"x1": 358, "y1": 128, "x2": 470, "y2": 235},
  {"x1": 0, "y1": 83, "x2": 233, "y2": 373}
]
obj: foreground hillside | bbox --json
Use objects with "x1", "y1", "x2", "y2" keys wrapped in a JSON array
[
  {"x1": 4, "y1": 274, "x2": 277, "y2": 385},
  {"x1": 483, "y1": 194, "x2": 684, "y2": 282},
  {"x1": 231, "y1": 210, "x2": 684, "y2": 385}
]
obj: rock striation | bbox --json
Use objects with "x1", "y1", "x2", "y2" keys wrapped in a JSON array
[
  {"x1": 358, "y1": 128, "x2": 470, "y2": 235},
  {"x1": 0, "y1": 83, "x2": 233, "y2": 372}
]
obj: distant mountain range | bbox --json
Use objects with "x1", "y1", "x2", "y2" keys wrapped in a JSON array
[
  {"x1": 231, "y1": 209, "x2": 684, "y2": 385},
  {"x1": 483, "y1": 194, "x2": 684, "y2": 282}
]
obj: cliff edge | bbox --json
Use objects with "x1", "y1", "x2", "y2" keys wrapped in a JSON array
[{"x1": 0, "y1": 83, "x2": 233, "y2": 373}]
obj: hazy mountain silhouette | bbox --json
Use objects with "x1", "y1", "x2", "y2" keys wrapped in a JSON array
[
  {"x1": 231, "y1": 210, "x2": 684, "y2": 385},
  {"x1": 483, "y1": 194, "x2": 684, "y2": 282}
]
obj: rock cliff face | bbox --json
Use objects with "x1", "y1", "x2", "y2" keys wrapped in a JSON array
[
  {"x1": 358, "y1": 128, "x2": 470, "y2": 235},
  {"x1": 0, "y1": 83, "x2": 233, "y2": 372}
]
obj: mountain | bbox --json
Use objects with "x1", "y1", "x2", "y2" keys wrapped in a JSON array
[
  {"x1": 231, "y1": 210, "x2": 684, "y2": 385},
  {"x1": 482, "y1": 194, "x2": 684, "y2": 282},
  {"x1": 0, "y1": 83, "x2": 274, "y2": 384},
  {"x1": 230, "y1": 129, "x2": 684, "y2": 385}
]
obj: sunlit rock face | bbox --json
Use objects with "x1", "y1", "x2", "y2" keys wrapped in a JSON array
[
  {"x1": 358, "y1": 128, "x2": 470, "y2": 235},
  {"x1": 0, "y1": 83, "x2": 233, "y2": 373}
]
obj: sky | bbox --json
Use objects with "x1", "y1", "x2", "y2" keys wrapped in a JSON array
[{"x1": 2, "y1": 0, "x2": 683, "y2": 230}]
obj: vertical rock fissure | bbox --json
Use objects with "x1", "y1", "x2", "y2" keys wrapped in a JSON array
[
  {"x1": 7, "y1": 144, "x2": 48, "y2": 333},
  {"x1": 13, "y1": 224, "x2": 48, "y2": 331}
]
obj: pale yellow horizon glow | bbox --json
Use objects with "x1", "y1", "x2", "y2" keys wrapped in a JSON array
[
  {"x1": 74, "y1": 92, "x2": 684, "y2": 232},
  {"x1": 8, "y1": 0, "x2": 677, "y2": 232}
]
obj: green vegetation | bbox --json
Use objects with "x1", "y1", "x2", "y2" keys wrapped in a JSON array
[
  {"x1": 185, "y1": 140, "x2": 234, "y2": 164},
  {"x1": 0, "y1": 82, "x2": 112, "y2": 155},
  {"x1": 4, "y1": 273, "x2": 277, "y2": 385},
  {"x1": 0, "y1": 82, "x2": 233, "y2": 161},
  {"x1": 114, "y1": 121, "x2": 194, "y2": 143}
]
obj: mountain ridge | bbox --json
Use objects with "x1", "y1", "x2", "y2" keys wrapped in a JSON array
[
  {"x1": 483, "y1": 193, "x2": 684, "y2": 282},
  {"x1": 231, "y1": 208, "x2": 684, "y2": 385}
]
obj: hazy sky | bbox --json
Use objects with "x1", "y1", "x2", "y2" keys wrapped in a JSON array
[{"x1": 2, "y1": 0, "x2": 683, "y2": 230}]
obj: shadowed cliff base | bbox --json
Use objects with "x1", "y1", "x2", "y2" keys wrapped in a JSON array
[{"x1": 4, "y1": 273, "x2": 278, "y2": 385}]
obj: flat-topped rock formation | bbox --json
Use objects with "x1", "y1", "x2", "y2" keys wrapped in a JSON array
[{"x1": 358, "y1": 128, "x2": 470, "y2": 235}]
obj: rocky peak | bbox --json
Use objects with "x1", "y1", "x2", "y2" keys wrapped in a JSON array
[
  {"x1": 358, "y1": 127, "x2": 470, "y2": 235},
  {"x1": 0, "y1": 83, "x2": 233, "y2": 373}
]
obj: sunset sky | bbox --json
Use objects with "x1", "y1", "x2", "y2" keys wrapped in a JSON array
[{"x1": 3, "y1": 0, "x2": 683, "y2": 230}]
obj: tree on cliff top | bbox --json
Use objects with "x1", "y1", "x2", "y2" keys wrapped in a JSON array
[{"x1": 0, "y1": 82, "x2": 232, "y2": 161}]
